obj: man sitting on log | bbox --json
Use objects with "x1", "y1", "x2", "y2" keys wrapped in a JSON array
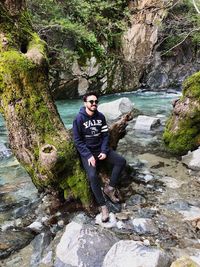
[{"x1": 73, "y1": 92, "x2": 126, "y2": 222}]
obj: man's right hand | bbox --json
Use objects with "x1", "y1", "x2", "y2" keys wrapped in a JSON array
[{"x1": 88, "y1": 156, "x2": 96, "y2": 167}]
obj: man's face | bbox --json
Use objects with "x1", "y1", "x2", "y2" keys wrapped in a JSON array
[{"x1": 84, "y1": 95, "x2": 99, "y2": 112}]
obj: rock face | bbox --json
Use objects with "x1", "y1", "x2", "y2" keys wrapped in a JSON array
[
  {"x1": 102, "y1": 240, "x2": 170, "y2": 267},
  {"x1": 120, "y1": 0, "x2": 169, "y2": 90},
  {"x1": 163, "y1": 71, "x2": 200, "y2": 155},
  {"x1": 30, "y1": 0, "x2": 171, "y2": 99}
]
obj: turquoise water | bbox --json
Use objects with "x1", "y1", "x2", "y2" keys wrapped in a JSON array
[
  {"x1": 0, "y1": 90, "x2": 181, "y2": 223},
  {"x1": 56, "y1": 91, "x2": 181, "y2": 129}
]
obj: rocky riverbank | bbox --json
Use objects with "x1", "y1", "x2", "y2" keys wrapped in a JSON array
[{"x1": 1, "y1": 106, "x2": 200, "y2": 267}]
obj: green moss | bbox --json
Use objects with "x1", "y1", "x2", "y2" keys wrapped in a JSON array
[
  {"x1": 59, "y1": 161, "x2": 91, "y2": 206},
  {"x1": 163, "y1": 115, "x2": 200, "y2": 154},
  {"x1": 182, "y1": 71, "x2": 200, "y2": 99}
]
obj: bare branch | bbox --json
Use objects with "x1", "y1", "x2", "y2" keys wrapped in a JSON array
[
  {"x1": 192, "y1": 0, "x2": 200, "y2": 14},
  {"x1": 161, "y1": 27, "x2": 200, "y2": 56}
]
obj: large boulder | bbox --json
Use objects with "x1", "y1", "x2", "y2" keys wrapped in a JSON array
[
  {"x1": 102, "y1": 240, "x2": 171, "y2": 267},
  {"x1": 55, "y1": 221, "x2": 119, "y2": 267},
  {"x1": 98, "y1": 97, "x2": 134, "y2": 120}
]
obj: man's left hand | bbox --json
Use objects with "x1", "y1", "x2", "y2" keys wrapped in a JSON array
[{"x1": 98, "y1": 153, "x2": 107, "y2": 160}]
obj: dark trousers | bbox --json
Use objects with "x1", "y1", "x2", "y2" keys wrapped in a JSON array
[{"x1": 81, "y1": 150, "x2": 126, "y2": 206}]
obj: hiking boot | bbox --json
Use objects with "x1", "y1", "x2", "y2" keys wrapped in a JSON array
[
  {"x1": 103, "y1": 185, "x2": 120, "y2": 204},
  {"x1": 101, "y1": 205, "x2": 109, "y2": 223}
]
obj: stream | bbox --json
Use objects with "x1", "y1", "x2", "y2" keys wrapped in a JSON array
[{"x1": 1, "y1": 89, "x2": 200, "y2": 266}]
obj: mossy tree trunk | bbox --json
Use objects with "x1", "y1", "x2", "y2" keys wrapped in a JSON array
[
  {"x1": 0, "y1": 1, "x2": 131, "y2": 208},
  {"x1": 0, "y1": 0, "x2": 92, "y2": 206}
]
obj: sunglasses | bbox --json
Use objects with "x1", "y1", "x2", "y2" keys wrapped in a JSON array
[{"x1": 87, "y1": 100, "x2": 99, "y2": 105}]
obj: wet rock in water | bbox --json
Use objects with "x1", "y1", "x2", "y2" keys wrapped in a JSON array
[
  {"x1": 0, "y1": 230, "x2": 34, "y2": 259},
  {"x1": 102, "y1": 240, "x2": 171, "y2": 267},
  {"x1": 134, "y1": 115, "x2": 160, "y2": 131},
  {"x1": 0, "y1": 143, "x2": 12, "y2": 159},
  {"x1": 182, "y1": 148, "x2": 200, "y2": 171},
  {"x1": 170, "y1": 256, "x2": 200, "y2": 267},
  {"x1": 55, "y1": 221, "x2": 119, "y2": 267},
  {"x1": 132, "y1": 172, "x2": 154, "y2": 184},
  {"x1": 132, "y1": 218, "x2": 158, "y2": 235}
]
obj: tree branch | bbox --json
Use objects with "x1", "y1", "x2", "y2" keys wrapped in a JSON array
[
  {"x1": 192, "y1": 0, "x2": 200, "y2": 14},
  {"x1": 161, "y1": 27, "x2": 200, "y2": 56}
]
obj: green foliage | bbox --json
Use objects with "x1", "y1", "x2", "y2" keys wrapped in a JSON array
[
  {"x1": 27, "y1": 0, "x2": 130, "y2": 61},
  {"x1": 160, "y1": 0, "x2": 200, "y2": 56}
]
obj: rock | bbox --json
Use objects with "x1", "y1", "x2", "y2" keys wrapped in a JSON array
[
  {"x1": 102, "y1": 240, "x2": 171, "y2": 267},
  {"x1": 132, "y1": 218, "x2": 158, "y2": 235},
  {"x1": 179, "y1": 206, "x2": 200, "y2": 221},
  {"x1": 0, "y1": 230, "x2": 34, "y2": 259},
  {"x1": 98, "y1": 97, "x2": 134, "y2": 120},
  {"x1": 161, "y1": 176, "x2": 183, "y2": 189},
  {"x1": 29, "y1": 232, "x2": 53, "y2": 267},
  {"x1": 170, "y1": 256, "x2": 200, "y2": 267},
  {"x1": 78, "y1": 77, "x2": 89, "y2": 96},
  {"x1": 95, "y1": 212, "x2": 117, "y2": 228},
  {"x1": 81, "y1": 56, "x2": 99, "y2": 77},
  {"x1": 0, "y1": 143, "x2": 12, "y2": 159},
  {"x1": 126, "y1": 194, "x2": 146, "y2": 206},
  {"x1": 55, "y1": 221, "x2": 119, "y2": 267},
  {"x1": 134, "y1": 115, "x2": 160, "y2": 131},
  {"x1": 115, "y1": 212, "x2": 130, "y2": 221},
  {"x1": 27, "y1": 222, "x2": 44, "y2": 232},
  {"x1": 182, "y1": 147, "x2": 200, "y2": 171}
]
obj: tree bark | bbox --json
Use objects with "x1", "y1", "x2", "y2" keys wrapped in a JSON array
[
  {"x1": 0, "y1": 1, "x2": 92, "y2": 206},
  {"x1": 0, "y1": 1, "x2": 130, "y2": 208}
]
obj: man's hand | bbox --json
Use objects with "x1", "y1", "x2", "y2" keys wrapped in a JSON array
[
  {"x1": 98, "y1": 153, "x2": 107, "y2": 160},
  {"x1": 88, "y1": 156, "x2": 96, "y2": 167}
]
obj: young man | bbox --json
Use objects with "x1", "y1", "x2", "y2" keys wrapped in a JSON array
[{"x1": 72, "y1": 92, "x2": 126, "y2": 222}]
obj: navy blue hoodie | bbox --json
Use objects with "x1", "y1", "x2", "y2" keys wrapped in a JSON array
[{"x1": 73, "y1": 107, "x2": 109, "y2": 159}]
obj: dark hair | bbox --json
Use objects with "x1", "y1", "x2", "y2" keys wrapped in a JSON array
[{"x1": 83, "y1": 92, "x2": 99, "y2": 102}]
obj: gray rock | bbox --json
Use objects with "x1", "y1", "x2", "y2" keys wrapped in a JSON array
[
  {"x1": 132, "y1": 218, "x2": 158, "y2": 235},
  {"x1": 98, "y1": 97, "x2": 134, "y2": 120},
  {"x1": 27, "y1": 222, "x2": 44, "y2": 232},
  {"x1": 126, "y1": 194, "x2": 146, "y2": 206},
  {"x1": 134, "y1": 115, "x2": 160, "y2": 131},
  {"x1": 55, "y1": 221, "x2": 119, "y2": 267},
  {"x1": 182, "y1": 147, "x2": 200, "y2": 171},
  {"x1": 102, "y1": 240, "x2": 171, "y2": 267},
  {"x1": 30, "y1": 232, "x2": 53, "y2": 266}
]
